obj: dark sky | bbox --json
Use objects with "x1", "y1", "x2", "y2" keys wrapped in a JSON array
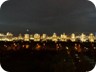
[{"x1": 0, "y1": 0, "x2": 96, "y2": 34}]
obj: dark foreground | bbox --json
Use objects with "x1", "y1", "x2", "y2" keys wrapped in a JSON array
[{"x1": 0, "y1": 41, "x2": 96, "y2": 72}]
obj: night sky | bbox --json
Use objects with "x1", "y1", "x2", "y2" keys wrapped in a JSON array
[{"x1": 0, "y1": 0, "x2": 96, "y2": 34}]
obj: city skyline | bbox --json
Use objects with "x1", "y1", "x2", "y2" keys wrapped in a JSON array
[
  {"x1": 0, "y1": 0, "x2": 96, "y2": 72},
  {"x1": 0, "y1": 32, "x2": 95, "y2": 42}
]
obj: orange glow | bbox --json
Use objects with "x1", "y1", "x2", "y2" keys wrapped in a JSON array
[
  {"x1": 26, "y1": 45, "x2": 29, "y2": 49},
  {"x1": 22, "y1": 45, "x2": 25, "y2": 48},
  {"x1": 36, "y1": 43, "x2": 41, "y2": 50},
  {"x1": 56, "y1": 44, "x2": 59, "y2": 49}
]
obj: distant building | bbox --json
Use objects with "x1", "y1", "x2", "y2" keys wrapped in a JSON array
[
  {"x1": 5, "y1": 32, "x2": 13, "y2": 41},
  {"x1": 34, "y1": 33, "x2": 40, "y2": 41},
  {"x1": 0, "y1": 32, "x2": 96, "y2": 42},
  {"x1": 60, "y1": 33, "x2": 67, "y2": 41},
  {"x1": 70, "y1": 33, "x2": 76, "y2": 42},
  {"x1": 0, "y1": 33, "x2": 5, "y2": 41},
  {"x1": 18, "y1": 34, "x2": 23, "y2": 40},
  {"x1": 30, "y1": 34, "x2": 34, "y2": 40},
  {"x1": 88, "y1": 33, "x2": 95, "y2": 42},
  {"x1": 52, "y1": 33, "x2": 58, "y2": 42},
  {"x1": 80, "y1": 33, "x2": 87, "y2": 42},
  {"x1": 41, "y1": 34, "x2": 47, "y2": 41},
  {"x1": 24, "y1": 34, "x2": 30, "y2": 41}
]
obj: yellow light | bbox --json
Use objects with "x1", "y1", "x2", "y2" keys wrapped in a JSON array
[
  {"x1": 88, "y1": 33, "x2": 95, "y2": 42},
  {"x1": 60, "y1": 33, "x2": 67, "y2": 41},
  {"x1": 52, "y1": 33, "x2": 58, "y2": 42},
  {"x1": 34, "y1": 33, "x2": 40, "y2": 41},
  {"x1": 70, "y1": 33, "x2": 76, "y2": 42},
  {"x1": 80, "y1": 33, "x2": 87, "y2": 42}
]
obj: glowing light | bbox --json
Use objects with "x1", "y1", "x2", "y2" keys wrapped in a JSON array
[
  {"x1": 66, "y1": 46, "x2": 69, "y2": 50},
  {"x1": 56, "y1": 44, "x2": 59, "y2": 49},
  {"x1": 0, "y1": 32, "x2": 96, "y2": 42},
  {"x1": 41, "y1": 34, "x2": 47, "y2": 41},
  {"x1": 80, "y1": 33, "x2": 87, "y2": 42},
  {"x1": 24, "y1": 34, "x2": 30, "y2": 41},
  {"x1": 52, "y1": 33, "x2": 58, "y2": 42},
  {"x1": 22, "y1": 45, "x2": 25, "y2": 48},
  {"x1": 34, "y1": 33, "x2": 40, "y2": 41},
  {"x1": 70, "y1": 33, "x2": 76, "y2": 42},
  {"x1": 25, "y1": 45, "x2": 29, "y2": 49},
  {"x1": 88, "y1": 33, "x2": 95, "y2": 42},
  {"x1": 94, "y1": 47, "x2": 96, "y2": 49},
  {"x1": 36, "y1": 43, "x2": 41, "y2": 50},
  {"x1": 60, "y1": 33, "x2": 67, "y2": 41}
]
